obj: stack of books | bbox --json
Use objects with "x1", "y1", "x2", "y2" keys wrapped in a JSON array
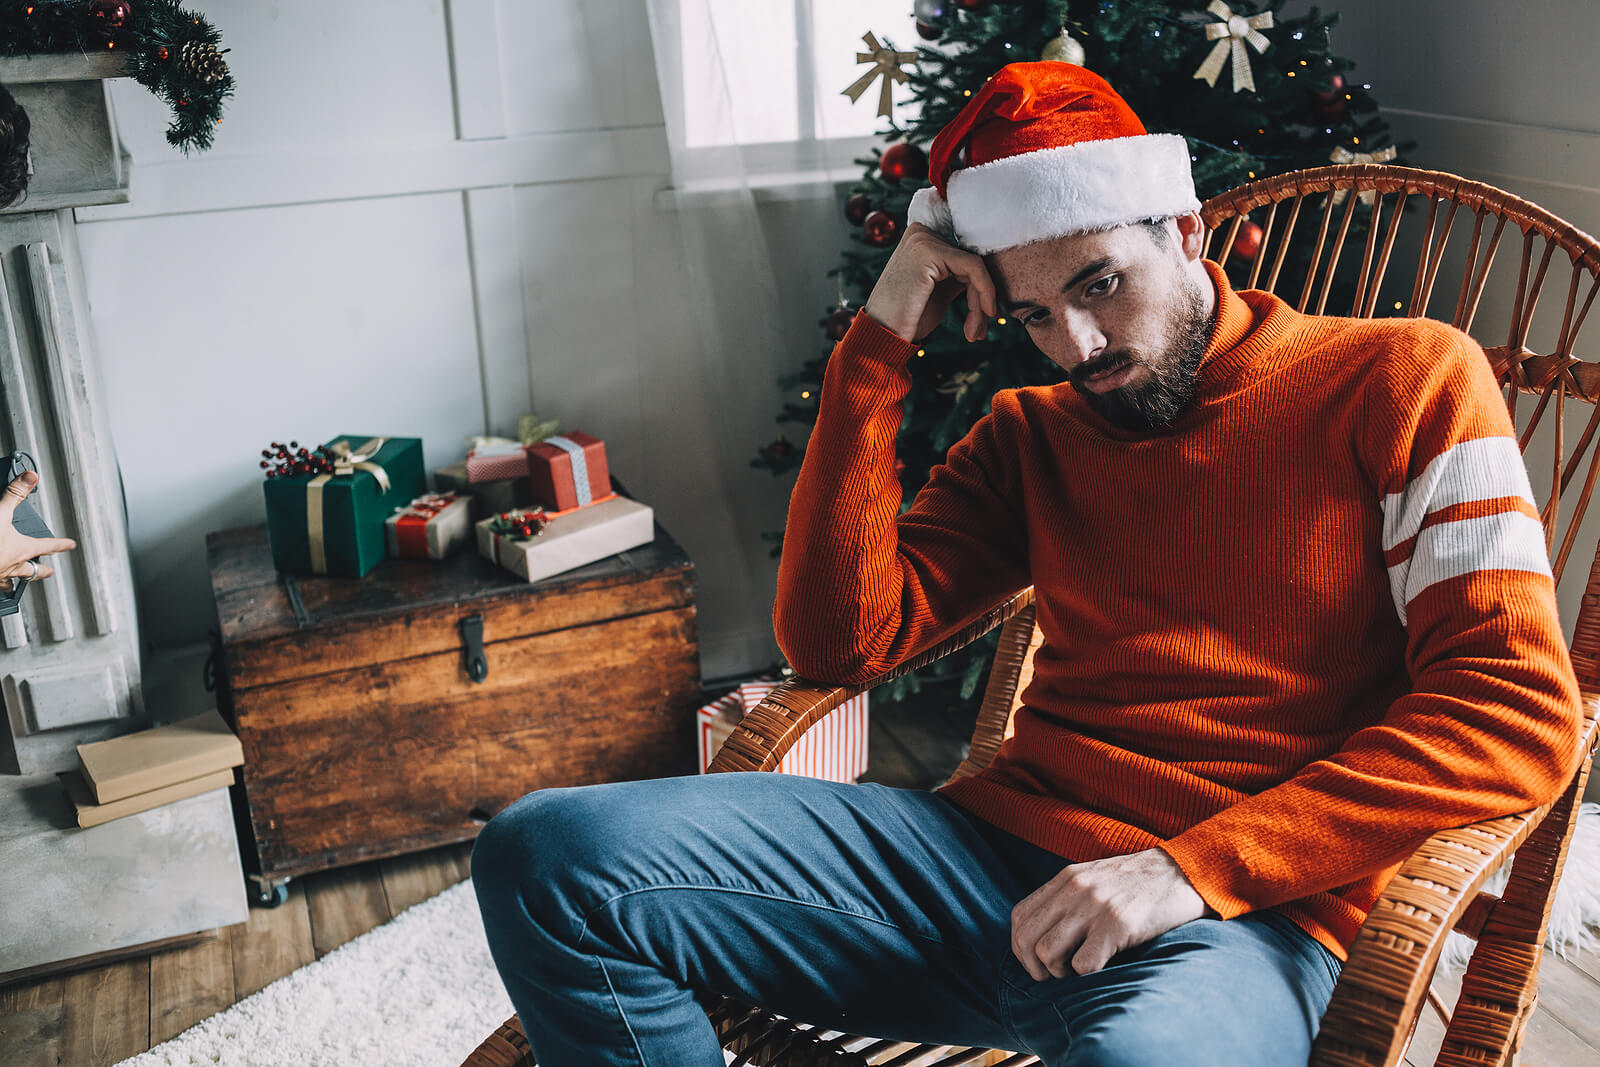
[{"x1": 59, "y1": 709, "x2": 244, "y2": 828}]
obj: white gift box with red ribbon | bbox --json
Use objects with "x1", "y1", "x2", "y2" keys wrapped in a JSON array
[
  {"x1": 383, "y1": 492, "x2": 471, "y2": 560},
  {"x1": 697, "y1": 678, "x2": 869, "y2": 781},
  {"x1": 475, "y1": 495, "x2": 652, "y2": 583}
]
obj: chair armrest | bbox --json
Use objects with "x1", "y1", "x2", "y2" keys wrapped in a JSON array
[
  {"x1": 1310, "y1": 691, "x2": 1600, "y2": 1066},
  {"x1": 706, "y1": 587, "x2": 1036, "y2": 774}
]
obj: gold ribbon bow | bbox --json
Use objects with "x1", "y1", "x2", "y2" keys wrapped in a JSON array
[
  {"x1": 306, "y1": 436, "x2": 390, "y2": 574},
  {"x1": 1329, "y1": 144, "x2": 1398, "y2": 204},
  {"x1": 1194, "y1": 1, "x2": 1274, "y2": 94},
  {"x1": 843, "y1": 32, "x2": 917, "y2": 119}
]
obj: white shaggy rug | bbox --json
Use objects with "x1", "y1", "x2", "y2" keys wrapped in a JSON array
[
  {"x1": 117, "y1": 882, "x2": 515, "y2": 1067},
  {"x1": 116, "y1": 879, "x2": 740, "y2": 1067},
  {"x1": 115, "y1": 811, "x2": 1600, "y2": 1065}
]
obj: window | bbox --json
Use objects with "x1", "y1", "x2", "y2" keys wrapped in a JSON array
[{"x1": 682, "y1": 0, "x2": 926, "y2": 149}]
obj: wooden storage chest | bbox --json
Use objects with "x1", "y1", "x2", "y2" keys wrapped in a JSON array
[{"x1": 206, "y1": 517, "x2": 699, "y2": 900}]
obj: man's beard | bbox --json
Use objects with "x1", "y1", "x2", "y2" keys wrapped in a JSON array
[{"x1": 1070, "y1": 280, "x2": 1215, "y2": 432}]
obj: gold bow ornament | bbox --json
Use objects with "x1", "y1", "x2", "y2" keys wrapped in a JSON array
[
  {"x1": 1193, "y1": 1, "x2": 1274, "y2": 94},
  {"x1": 306, "y1": 436, "x2": 390, "y2": 573},
  {"x1": 1329, "y1": 144, "x2": 1399, "y2": 204},
  {"x1": 843, "y1": 32, "x2": 918, "y2": 119}
]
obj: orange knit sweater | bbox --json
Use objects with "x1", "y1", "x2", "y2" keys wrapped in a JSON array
[{"x1": 773, "y1": 259, "x2": 1585, "y2": 962}]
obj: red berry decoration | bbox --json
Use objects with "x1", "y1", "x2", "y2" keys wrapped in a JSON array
[
  {"x1": 1231, "y1": 220, "x2": 1264, "y2": 261},
  {"x1": 862, "y1": 210, "x2": 901, "y2": 247},
  {"x1": 825, "y1": 306, "x2": 857, "y2": 341},
  {"x1": 844, "y1": 192, "x2": 873, "y2": 226},
  {"x1": 85, "y1": 0, "x2": 134, "y2": 38},
  {"x1": 879, "y1": 142, "x2": 928, "y2": 184}
]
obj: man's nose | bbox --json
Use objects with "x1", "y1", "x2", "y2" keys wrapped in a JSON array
[{"x1": 1056, "y1": 310, "x2": 1105, "y2": 368}]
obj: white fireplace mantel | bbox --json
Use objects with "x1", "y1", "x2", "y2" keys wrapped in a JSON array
[{"x1": 0, "y1": 51, "x2": 246, "y2": 984}]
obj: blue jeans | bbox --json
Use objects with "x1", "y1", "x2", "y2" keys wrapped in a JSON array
[{"x1": 471, "y1": 772, "x2": 1340, "y2": 1066}]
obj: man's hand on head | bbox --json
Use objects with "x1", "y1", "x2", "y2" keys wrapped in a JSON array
[
  {"x1": 1010, "y1": 846, "x2": 1215, "y2": 981},
  {"x1": 862, "y1": 221, "x2": 999, "y2": 345}
]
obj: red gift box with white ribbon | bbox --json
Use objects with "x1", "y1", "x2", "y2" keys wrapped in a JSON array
[
  {"x1": 526, "y1": 431, "x2": 611, "y2": 511},
  {"x1": 697, "y1": 678, "x2": 869, "y2": 782},
  {"x1": 383, "y1": 492, "x2": 471, "y2": 560}
]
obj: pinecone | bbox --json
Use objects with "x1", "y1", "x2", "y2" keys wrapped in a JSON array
[{"x1": 179, "y1": 41, "x2": 229, "y2": 85}]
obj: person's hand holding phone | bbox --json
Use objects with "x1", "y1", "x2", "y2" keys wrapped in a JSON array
[
  {"x1": 1, "y1": 469, "x2": 76, "y2": 586},
  {"x1": 862, "y1": 221, "x2": 1000, "y2": 344}
]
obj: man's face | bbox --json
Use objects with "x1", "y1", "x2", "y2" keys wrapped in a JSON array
[{"x1": 986, "y1": 219, "x2": 1216, "y2": 432}]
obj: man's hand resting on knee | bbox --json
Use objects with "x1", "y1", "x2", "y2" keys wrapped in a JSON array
[{"x1": 1010, "y1": 847, "x2": 1217, "y2": 980}]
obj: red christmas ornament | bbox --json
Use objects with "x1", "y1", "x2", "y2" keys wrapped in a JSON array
[
  {"x1": 844, "y1": 192, "x2": 873, "y2": 226},
  {"x1": 1231, "y1": 220, "x2": 1264, "y2": 261},
  {"x1": 879, "y1": 142, "x2": 928, "y2": 183},
  {"x1": 825, "y1": 306, "x2": 857, "y2": 341},
  {"x1": 915, "y1": 21, "x2": 941, "y2": 41},
  {"x1": 1310, "y1": 73, "x2": 1344, "y2": 104},
  {"x1": 156, "y1": 45, "x2": 169, "y2": 61},
  {"x1": 85, "y1": 0, "x2": 134, "y2": 38},
  {"x1": 1312, "y1": 73, "x2": 1347, "y2": 120},
  {"x1": 863, "y1": 210, "x2": 901, "y2": 247},
  {"x1": 893, "y1": 456, "x2": 907, "y2": 477}
]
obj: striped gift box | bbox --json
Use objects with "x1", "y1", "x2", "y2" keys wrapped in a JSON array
[{"x1": 696, "y1": 678, "x2": 869, "y2": 782}]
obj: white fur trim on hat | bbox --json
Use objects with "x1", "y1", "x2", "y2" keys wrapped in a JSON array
[
  {"x1": 907, "y1": 186, "x2": 956, "y2": 243},
  {"x1": 913, "y1": 133, "x2": 1201, "y2": 255}
]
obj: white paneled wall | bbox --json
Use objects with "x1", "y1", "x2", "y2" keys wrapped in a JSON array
[{"x1": 71, "y1": 0, "x2": 854, "y2": 708}]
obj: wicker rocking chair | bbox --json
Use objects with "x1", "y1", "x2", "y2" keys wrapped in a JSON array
[{"x1": 463, "y1": 166, "x2": 1600, "y2": 1067}]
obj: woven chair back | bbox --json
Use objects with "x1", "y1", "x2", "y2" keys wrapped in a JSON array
[{"x1": 954, "y1": 165, "x2": 1600, "y2": 787}]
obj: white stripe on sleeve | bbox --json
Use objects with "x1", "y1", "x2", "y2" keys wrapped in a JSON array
[
  {"x1": 1386, "y1": 510, "x2": 1551, "y2": 625},
  {"x1": 1380, "y1": 436, "x2": 1537, "y2": 552}
]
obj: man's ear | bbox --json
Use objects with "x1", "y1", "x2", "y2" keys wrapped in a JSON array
[{"x1": 1174, "y1": 211, "x2": 1206, "y2": 263}]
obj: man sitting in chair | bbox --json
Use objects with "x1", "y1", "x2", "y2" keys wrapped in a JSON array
[{"x1": 472, "y1": 63, "x2": 1584, "y2": 1066}]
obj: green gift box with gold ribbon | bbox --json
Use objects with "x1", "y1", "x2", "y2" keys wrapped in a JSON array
[{"x1": 263, "y1": 435, "x2": 426, "y2": 577}]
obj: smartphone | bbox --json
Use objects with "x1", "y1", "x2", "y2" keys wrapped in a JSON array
[{"x1": 1, "y1": 451, "x2": 52, "y2": 617}]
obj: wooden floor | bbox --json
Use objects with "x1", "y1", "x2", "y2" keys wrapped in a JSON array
[
  {"x1": 0, "y1": 689, "x2": 1595, "y2": 1066},
  {"x1": 0, "y1": 841, "x2": 474, "y2": 1066}
]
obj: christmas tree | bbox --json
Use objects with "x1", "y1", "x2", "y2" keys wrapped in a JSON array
[{"x1": 754, "y1": 0, "x2": 1407, "y2": 706}]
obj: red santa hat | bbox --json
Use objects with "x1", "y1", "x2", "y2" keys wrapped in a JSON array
[{"x1": 907, "y1": 62, "x2": 1200, "y2": 255}]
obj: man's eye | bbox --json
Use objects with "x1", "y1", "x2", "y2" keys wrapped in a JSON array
[
  {"x1": 1021, "y1": 311, "x2": 1046, "y2": 326},
  {"x1": 1087, "y1": 275, "x2": 1117, "y2": 297}
]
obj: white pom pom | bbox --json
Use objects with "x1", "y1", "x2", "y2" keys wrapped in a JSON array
[{"x1": 907, "y1": 186, "x2": 958, "y2": 245}]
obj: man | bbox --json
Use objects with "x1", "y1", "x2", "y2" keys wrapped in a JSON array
[{"x1": 472, "y1": 63, "x2": 1584, "y2": 1065}]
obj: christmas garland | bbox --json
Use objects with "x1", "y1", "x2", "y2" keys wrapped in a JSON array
[{"x1": 0, "y1": 1, "x2": 232, "y2": 153}]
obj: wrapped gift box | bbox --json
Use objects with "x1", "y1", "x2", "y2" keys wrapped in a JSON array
[
  {"x1": 527, "y1": 431, "x2": 611, "y2": 512},
  {"x1": 476, "y1": 494, "x2": 654, "y2": 583},
  {"x1": 434, "y1": 462, "x2": 535, "y2": 520},
  {"x1": 263, "y1": 435, "x2": 426, "y2": 578},
  {"x1": 465, "y1": 439, "x2": 531, "y2": 483},
  {"x1": 697, "y1": 678, "x2": 869, "y2": 781},
  {"x1": 385, "y1": 492, "x2": 471, "y2": 560}
]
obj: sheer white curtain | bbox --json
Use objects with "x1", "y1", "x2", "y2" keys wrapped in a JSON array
[
  {"x1": 638, "y1": 0, "x2": 815, "y2": 681},
  {"x1": 637, "y1": 0, "x2": 921, "y2": 678}
]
